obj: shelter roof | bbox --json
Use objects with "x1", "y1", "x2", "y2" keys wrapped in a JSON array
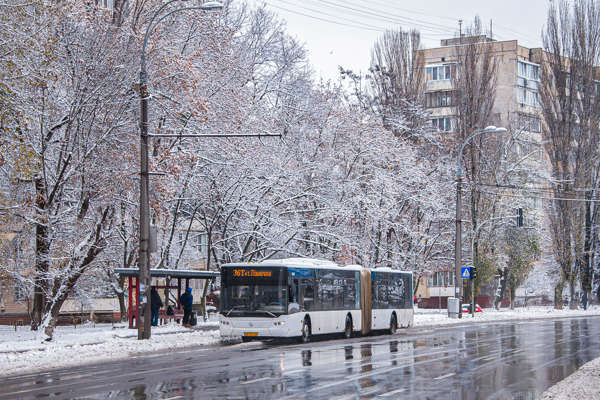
[{"x1": 114, "y1": 268, "x2": 218, "y2": 279}]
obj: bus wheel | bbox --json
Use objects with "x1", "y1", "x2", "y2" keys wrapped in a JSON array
[
  {"x1": 344, "y1": 316, "x2": 353, "y2": 339},
  {"x1": 389, "y1": 314, "x2": 397, "y2": 334},
  {"x1": 301, "y1": 319, "x2": 311, "y2": 343}
]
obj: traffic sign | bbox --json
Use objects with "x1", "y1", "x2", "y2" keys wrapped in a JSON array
[{"x1": 461, "y1": 267, "x2": 471, "y2": 279}]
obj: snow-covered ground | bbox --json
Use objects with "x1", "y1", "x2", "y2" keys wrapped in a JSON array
[
  {"x1": 1, "y1": 306, "x2": 599, "y2": 378},
  {"x1": 539, "y1": 357, "x2": 600, "y2": 399},
  {"x1": 413, "y1": 305, "x2": 600, "y2": 327},
  {"x1": 0, "y1": 321, "x2": 220, "y2": 377}
]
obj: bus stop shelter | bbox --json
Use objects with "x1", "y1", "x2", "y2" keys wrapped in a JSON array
[{"x1": 114, "y1": 268, "x2": 219, "y2": 329}]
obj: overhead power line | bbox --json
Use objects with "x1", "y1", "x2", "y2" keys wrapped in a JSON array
[
  {"x1": 266, "y1": 0, "x2": 453, "y2": 40},
  {"x1": 476, "y1": 188, "x2": 600, "y2": 203},
  {"x1": 266, "y1": 2, "x2": 386, "y2": 33},
  {"x1": 266, "y1": 0, "x2": 542, "y2": 47}
]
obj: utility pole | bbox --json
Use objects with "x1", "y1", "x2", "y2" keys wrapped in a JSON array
[
  {"x1": 137, "y1": 0, "x2": 226, "y2": 340},
  {"x1": 455, "y1": 175, "x2": 463, "y2": 318},
  {"x1": 138, "y1": 65, "x2": 151, "y2": 340}
]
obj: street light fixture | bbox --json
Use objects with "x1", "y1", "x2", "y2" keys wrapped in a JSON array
[
  {"x1": 138, "y1": 0, "x2": 223, "y2": 340},
  {"x1": 454, "y1": 125, "x2": 506, "y2": 319}
]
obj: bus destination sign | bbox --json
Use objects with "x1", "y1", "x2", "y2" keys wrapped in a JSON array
[
  {"x1": 233, "y1": 269, "x2": 272, "y2": 278},
  {"x1": 222, "y1": 266, "x2": 285, "y2": 286}
]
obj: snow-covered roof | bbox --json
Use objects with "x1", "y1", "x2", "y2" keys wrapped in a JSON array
[
  {"x1": 221, "y1": 259, "x2": 414, "y2": 273},
  {"x1": 371, "y1": 267, "x2": 413, "y2": 275},
  {"x1": 114, "y1": 268, "x2": 219, "y2": 279}
]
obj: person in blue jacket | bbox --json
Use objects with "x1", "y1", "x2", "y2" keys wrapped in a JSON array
[
  {"x1": 180, "y1": 287, "x2": 193, "y2": 326},
  {"x1": 150, "y1": 286, "x2": 163, "y2": 326}
]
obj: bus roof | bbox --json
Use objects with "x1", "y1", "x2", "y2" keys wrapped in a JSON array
[
  {"x1": 370, "y1": 267, "x2": 413, "y2": 275},
  {"x1": 221, "y1": 258, "x2": 412, "y2": 274},
  {"x1": 222, "y1": 258, "x2": 360, "y2": 270}
]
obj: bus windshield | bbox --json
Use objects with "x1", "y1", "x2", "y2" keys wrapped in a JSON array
[
  {"x1": 220, "y1": 266, "x2": 288, "y2": 317},
  {"x1": 222, "y1": 284, "x2": 287, "y2": 317}
]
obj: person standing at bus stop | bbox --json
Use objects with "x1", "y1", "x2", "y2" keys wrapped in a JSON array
[
  {"x1": 180, "y1": 287, "x2": 193, "y2": 327},
  {"x1": 150, "y1": 286, "x2": 163, "y2": 327}
]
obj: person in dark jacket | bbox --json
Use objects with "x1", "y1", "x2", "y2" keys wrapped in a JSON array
[
  {"x1": 150, "y1": 287, "x2": 163, "y2": 327},
  {"x1": 180, "y1": 287, "x2": 193, "y2": 326}
]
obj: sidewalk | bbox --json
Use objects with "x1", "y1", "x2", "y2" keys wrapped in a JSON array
[{"x1": 538, "y1": 357, "x2": 600, "y2": 399}]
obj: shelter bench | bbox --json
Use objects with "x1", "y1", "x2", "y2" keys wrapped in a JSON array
[{"x1": 158, "y1": 309, "x2": 184, "y2": 325}]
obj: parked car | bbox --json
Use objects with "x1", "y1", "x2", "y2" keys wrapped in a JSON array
[{"x1": 461, "y1": 303, "x2": 483, "y2": 313}]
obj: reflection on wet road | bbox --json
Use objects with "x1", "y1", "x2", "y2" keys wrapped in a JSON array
[{"x1": 1, "y1": 316, "x2": 599, "y2": 399}]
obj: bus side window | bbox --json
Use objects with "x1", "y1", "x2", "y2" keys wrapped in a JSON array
[
  {"x1": 303, "y1": 280, "x2": 314, "y2": 311},
  {"x1": 288, "y1": 280, "x2": 300, "y2": 313}
]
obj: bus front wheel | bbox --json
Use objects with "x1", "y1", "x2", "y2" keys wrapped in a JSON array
[
  {"x1": 389, "y1": 314, "x2": 397, "y2": 334},
  {"x1": 301, "y1": 319, "x2": 311, "y2": 343}
]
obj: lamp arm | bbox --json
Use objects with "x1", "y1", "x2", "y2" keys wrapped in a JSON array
[
  {"x1": 143, "y1": 0, "x2": 185, "y2": 55},
  {"x1": 141, "y1": 4, "x2": 221, "y2": 86}
]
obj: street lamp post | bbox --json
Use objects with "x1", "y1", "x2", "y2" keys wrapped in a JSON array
[
  {"x1": 454, "y1": 125, "x2": 506, "y2": 319},
  {"x1": 138, "y1": 0, "x2": 223, "y2": 340}
]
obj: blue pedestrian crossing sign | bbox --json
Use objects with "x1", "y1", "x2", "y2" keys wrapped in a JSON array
[{"x1": 461, "y1": 267, "x2": 471, "y2": 279}]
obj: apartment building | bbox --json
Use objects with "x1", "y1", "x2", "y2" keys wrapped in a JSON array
[
  {"x1": 420, "y1": 35, "x2": 542, "y2": 144},
  {"x1": 417, "y1": 35, "x2": 547, "y2": 307}
]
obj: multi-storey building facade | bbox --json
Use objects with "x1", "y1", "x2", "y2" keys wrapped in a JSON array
[
  {"x1": 420, "y1": 35, "x2": 543, "y2": 143},
  {"x1": 416, "y1": 35, "x2": 548, "y2": 307}
]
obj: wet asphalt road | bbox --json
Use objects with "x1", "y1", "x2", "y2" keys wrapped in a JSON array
[{"x1": 1, "y1": 316, "x2": 599, "y2": 400}]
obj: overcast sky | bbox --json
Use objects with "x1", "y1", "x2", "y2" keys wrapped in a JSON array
[{"x1": 247, "y1": 0, "x2": 552, "y2": 80}]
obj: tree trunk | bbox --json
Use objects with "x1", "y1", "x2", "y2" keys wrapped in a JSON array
[
  {"x1": 200, "y1": 280, "x2": 210, "y2": 321},
  {"x1": 581, "y1": 195, "x2": 593, "y2": 311},
  {"x1": 509, "y1": 287, "x2": 515, "y2": 310},
  {"x1": 495, "y1": 267, "x2": 508, "y2": 310},
  {"x1": 554, "y1": 280, "x2": 565, "y2": 309},
  {"x1": 117, "y1": 275, "x2": 127, "y2": 322},
  {"x1": 42, "y1": 295, "x2": 68, "y2": 340},
  {"x1": 31, "y1": 176, "x2": 50, "y2": 331},
  {"x1": 569, "y1": 279, "x2": 577, "y2": 310}
]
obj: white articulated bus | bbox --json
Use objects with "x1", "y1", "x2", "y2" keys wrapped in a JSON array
[{"x1": 219, "y1": 258, "x2": 413, "y2": 342}]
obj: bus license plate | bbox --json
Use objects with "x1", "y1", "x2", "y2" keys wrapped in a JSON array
[{"x1": 244, "y1": 332, "x2": 258, "y2": 337}]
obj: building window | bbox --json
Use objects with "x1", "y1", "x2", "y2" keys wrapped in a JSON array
[
  {"x1": 425, "y1": 91, "x2": 453, "y2": 108},
  {"x1": 517, "y1": 87, "x2": 539, "y2": 107},
  {"x1": 517, "y1": 61, "x2": 540, "y2": 107},
  {"x1": 431, "y1": 117, "x2": 453, "y2": 132},
  {"x1": 518, "y1": 61, "x2": 540, "y2": 81},
  {"x1": 426, "y1": 64, "x2": 456, "y2": 81},
  {"x1": 517, "y1": 114, "x2": 541, "y2": 133},
  {"x1": 99, "y1": 0, "x2": 114, "y2": 10},
  {"x1": 428, "y1": 271, "x2": 455, "y2": 287},
  {"x1": 14, "y1": 281, "x2": 28, "y2": 302},
  {"x1": 196, "y1": 232, "x2": 208, "y2": 255}
]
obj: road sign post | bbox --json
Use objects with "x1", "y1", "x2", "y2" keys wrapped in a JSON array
[{"x1": 471, "y1": 273, "x2": 475, "y2": 318}]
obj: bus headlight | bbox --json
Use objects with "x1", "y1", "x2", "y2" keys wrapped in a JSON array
[
  {"x1": 220, "y1": 320, "x2": 230, "y2": 325},
  {"x1": 273, "y1": 321, "x2": 285, "y2": 326}
]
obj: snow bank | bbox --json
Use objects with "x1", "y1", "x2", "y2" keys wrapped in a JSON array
[
  {"x1": 413, "y1": 305, "x2": 600, "y2": 327},
  {"x1": 0, "y1": 321, "x2": 220, "y2": 377},
  {"x1": 538, "y1": 357, "x2": 600, "y2": 399}
]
